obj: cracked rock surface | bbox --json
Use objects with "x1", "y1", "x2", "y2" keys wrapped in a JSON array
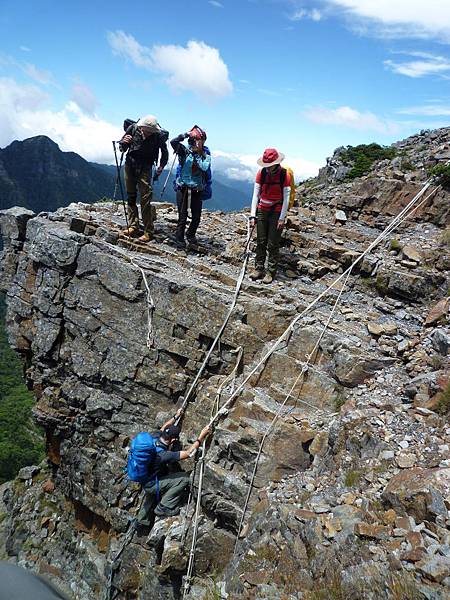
[{"x1": 0, "y1": 127, "x2": 449, "y2": 600}]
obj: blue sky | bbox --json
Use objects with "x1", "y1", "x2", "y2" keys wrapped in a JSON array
[{"x1": 1, "y1": 0, "x2": 450, "y2": 181}]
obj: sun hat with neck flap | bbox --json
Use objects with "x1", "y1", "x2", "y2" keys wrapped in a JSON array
[
  {"x1": 257, "y1": 147, "x2": 285, "y2": 168},
  {"x1": 136, "y1": 114, "x2": 161, "y2": 132}
]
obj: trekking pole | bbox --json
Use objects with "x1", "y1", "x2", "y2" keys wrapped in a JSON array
[
  {"x1": 112, "y1": 141, "x2": 130, "y2": 231},
  {"x1": 243, "y1": 216, "x2": 256, "y2": 257},
  {"x1": 152, "y1": 164, "x2": 159, "y2": 184},
  {"x1": 160, "y1": 154, "x2": 177, "y2": 199},
  {"x1": 112, "y1": 148, "x2": 124, "y2": 203}
]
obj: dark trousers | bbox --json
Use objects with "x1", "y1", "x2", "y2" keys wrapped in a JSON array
[
  {"x1": 137, "y1": 472, "x2": 190, "y2": 525},
  {"x1": 125, "y1": 162, "x2": 154, "y2": 233},
  {"x1": 255, "y1": 207, "x2": 282, "y2": 274},
  {"x1": 176, "y1": 187, "x2": 203, "y2": 244}
]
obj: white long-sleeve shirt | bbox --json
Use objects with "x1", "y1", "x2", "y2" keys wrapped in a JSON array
[{"x1": 250, "y1": 182, "x2": 290, "y2": 219}]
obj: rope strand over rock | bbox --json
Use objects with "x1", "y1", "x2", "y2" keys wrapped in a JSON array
[
  {"x1": 176, "y1": 219, "x2": 255, "y2": 420},
  {"x1": 131, "y1": 257, "x2": 155, "y2": 349}
]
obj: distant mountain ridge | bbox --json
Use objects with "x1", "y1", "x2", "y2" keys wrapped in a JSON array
[
  {"x1": 0, "y1": 136, "x2": 115, "y2": 213},
  {"x1": 0, "y1": 136, "x2": 252, "y2": 214}
]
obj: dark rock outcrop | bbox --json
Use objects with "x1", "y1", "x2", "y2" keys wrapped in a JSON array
[
  {"x1": 0, "y1": 136, "x2": 115, "y2": 213},
  {"x1": 0, "y1": 128, "x2": 449, "y2": 600}
]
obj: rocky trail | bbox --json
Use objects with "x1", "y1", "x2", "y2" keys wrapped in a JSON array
[{"x1": 0, "y1": 127, "x2": 449, "y2": 600}]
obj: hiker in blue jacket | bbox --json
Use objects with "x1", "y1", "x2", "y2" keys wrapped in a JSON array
[
  {"x1": 171, "y1": 126, "x2": 211, "y2": 250},
  {"x1": 136, "y1": 409, "x2": 210, "y2": 522}
]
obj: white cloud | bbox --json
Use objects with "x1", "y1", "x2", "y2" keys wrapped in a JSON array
[
  {"x1": 287, "y1": 156, "x2": 322, "y2": 180},
  {"x1": 19, "y1": 46, "x2": 31, "y2": 52},
  {"x1": 0, "y1": 77, "x2": 119, "y2": 163},
  {"x1": 304, "y1": 105, "x2": 399, "y2": 134},
  {"x1": 71, "y1": 81, "x2": 98, "y2": 115},
  {"x1": 213, "y1": 150, "x2": 259, "y2": 182},
  {"x1": 325, "y1": 0, "x2": 450, "y2": 42},
  {"x1": 290, "y1": 8, "x2": 322, "y2": 21},
  {"x1": 398, "y1": 104, "x2": 450, "y2": 116},
  {"x1": 107, "y1": 30, "x2": 153, "y2": 69},
  {"x1": 384, "y1": 53, "x2": 450, "y2": 78},
  {"x1": 152, "y1": 40, "x2": 232, "y2": 99},
  {"x1": 212, "y1": 150, "x2": 321, "y2": 182},
  {"x1": 23, "y1": 63, "x2": 54, "y2": 85},
  {"x1": 107, "y1": 31, "x2": 232, "y2": 100},
  {"x1": 209, "y1": 0, "x2": 224, "y2": 7},
  {"x1": 0, "y1": 53, "x2": 55, "y2": 86}
]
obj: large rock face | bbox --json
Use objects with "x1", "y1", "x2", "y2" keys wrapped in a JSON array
[
  {"x1": 314, "y1": 127, "x2": 450, "y2": 226},
  {"x1": 0, "y1": 131, "x2": 449, "y2": 600}
]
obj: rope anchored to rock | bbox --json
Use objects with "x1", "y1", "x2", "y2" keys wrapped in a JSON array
[
  {"x1": 176, "y1": 218, "x2": 255, "y2": 421},
  {"x1": 130, "y1": 257, "x2": 155, "y2": 349},
  {"x1": 101, "y1": 175, "x2": 441, "y2": 598},
  {"x1": 174, "y1": 177, "x2": 442, "y2": 590}
]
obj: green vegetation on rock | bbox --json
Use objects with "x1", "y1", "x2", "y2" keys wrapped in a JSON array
[
  {"x1": 344, "y1": 470, "x2": 361, "y2": 487},
  {"x1": 428, "y1": 163, "x2": 450, "y2": 188},
  {"x1": 0, "y1": 293, "x2": 45, "y2": 483},
  {"x1": 436, "y1": 382, "x2": 450, "y2": 416},
  {"x1": 341, "y1": 143, "x2": 397, "y2": 180},
  {"x1": 389, "y1": 239, "x2": 402, "y2": 252}
]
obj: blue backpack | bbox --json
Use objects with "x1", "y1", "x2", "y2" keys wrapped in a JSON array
[
  {"x1": 126, "y1": 432, "x2": 162, "y2": 484},
  {"x1": 173, "y1": 145, "x2": 212, "y2": 200}
]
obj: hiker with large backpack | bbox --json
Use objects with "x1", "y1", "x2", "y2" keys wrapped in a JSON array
[
  {"x1": 171, "y1": 125, "x2": 212, "y2": 250},
  {"x1": 249, "y1": 148, "x2": 293, "y2": 284},
  {"x1": 129, "y1": 408, "x2": 211, "y2": 523},
  {"x1": 119, "y1": 115, "x2": 169, "y2": 243}
]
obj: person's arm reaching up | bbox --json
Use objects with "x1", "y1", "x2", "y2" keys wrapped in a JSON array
[
  {"x1": 179, "y1": 425, "x2": 211, "y2": 460},
  {"x1": 160, "y1": 407, "x2": 183, "y2": 431}
]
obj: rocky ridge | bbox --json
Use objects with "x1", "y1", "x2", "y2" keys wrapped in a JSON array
[
  {"x1": 0, "y1": 128, "x2": 449, "y2": 600},
  {"x1": 0, "y1": 136, "x2": 115, "y2": 213}
]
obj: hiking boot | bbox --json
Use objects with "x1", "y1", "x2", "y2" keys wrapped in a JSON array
[
  {"x1": 249, "y1": 269, "x2": 265, "y2": 281},
  {"x1": 154, "y1": 505, "x2": 180, "y2": 518},
  {"x1": 186, "y1": 236, "x2": 198, "y2": 247},
  {"x1": 176, "y1": 240, "x2": 187, "y2": 251},
  {"x1": 123, "y1": 226, "x2": 138, "y2": 236},
  {"x1": 262, "y1": 273, "x2": 274, "y2": 284},
  {"x1": 137, "y1": 232, "x2": 152, "y2": 243}
]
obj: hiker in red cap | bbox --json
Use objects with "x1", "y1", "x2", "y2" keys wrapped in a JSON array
[{"x1": 249, "y1": 148, "x2": 292, "y2": 283}]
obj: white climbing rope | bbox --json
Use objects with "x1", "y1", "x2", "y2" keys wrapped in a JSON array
[
  {"x1": 130, "y1": 257, "x2": 155, "y2": 349},
  {"x1": 180, "y1": 346, "x2": 243, "y2": 547},
  {"x1": 236, "y1": 266, "x2": 353, "y2": 539},
  {"x1": 182, "y1": 439, "x2": 207, "y2": 600},
  {"x1": 177, "y1": 219, "x2": 255, "y2": 416},
  {"x1": 206, "y1": 179, "x2": 437, "y2": 432},
  {"x1": 230, "y1": 180, "x2": 441, "y2": 541},
  {"x1": 180, "y1": 347, "x2": 244, "y2": 597},
  {"x1": 171, "y1": 178, "x2": 439, "y2": 568},
  {"x1": 178, "y1": 265, "x2": 351, "y2": 589},
  {"x1": 98, "y1": 177, "x2": 439, "y2": 597}
]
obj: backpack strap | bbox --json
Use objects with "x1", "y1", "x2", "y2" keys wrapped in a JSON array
[
  {"x1": 260, "y1": 167, "x2": 267, "y2": 185},
  {"x1": 279, "y1": 168, "x2": 286, "y2": 198}
]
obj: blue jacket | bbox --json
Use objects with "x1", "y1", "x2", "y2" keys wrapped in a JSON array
[{"x1": 171, "y1": 133, "x2": 212, "y2": 199}]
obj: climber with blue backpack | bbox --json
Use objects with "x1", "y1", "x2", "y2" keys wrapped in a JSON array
[
  {"x1": 171, "y1": 125, "x2": 212, "y2": 250},
  {"x1": 128, "y1": 408, "x2": 211, "y2": 523}
]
